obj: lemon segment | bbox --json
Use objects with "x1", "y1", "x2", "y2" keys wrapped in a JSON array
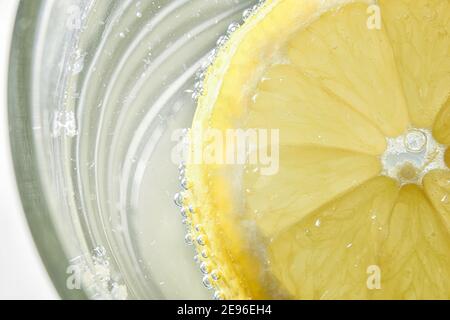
[
  {"x1": 423, "y1": 170, "x2": 450, "y2": 231},
  {"x1": 380, "y1": 0, "x2": 450, "y2": 128},
  {"x1": 244, "y1": 146, "x2": 381, "y2": 237},
  {"x1": 268, "y1": 177, "x2": 399, "y2": 299},
  {"x1": 433, "y1": 97, "x2": 450, "y2": 145},
  {"x1": 247, "y1": 65, "x2": 387, "y2": 155},
  {"x1": 287, "y1": 2, "x2": 409, "y2": 137},
  {"x1": 377, "y1": 185, "x2": 450, "y2": 299}
]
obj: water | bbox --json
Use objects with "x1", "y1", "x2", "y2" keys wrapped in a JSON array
[{"x1": 23, "y1": 0, "x2": 259, "y2": 299}]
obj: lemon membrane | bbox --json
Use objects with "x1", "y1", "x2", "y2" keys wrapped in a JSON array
[{"x1": 180, "y1": 0, "x2": 450, "y2": 299}]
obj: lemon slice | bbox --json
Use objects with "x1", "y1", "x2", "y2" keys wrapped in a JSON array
[{"x1": 183, "y1": 0, "x2": 450, "y2": 299}]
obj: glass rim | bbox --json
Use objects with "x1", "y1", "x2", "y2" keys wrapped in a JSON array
[{"x1": 8, "y1": 0, "x2": 87, "y2": 300}]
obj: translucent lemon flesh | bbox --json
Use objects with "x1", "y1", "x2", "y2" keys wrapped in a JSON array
[
  {"x1": 186, "y1": 0, "x2": 450, "y2": 299},
  {"x1": 445, "y1": 148, "x2": 450, "y2": 167}
]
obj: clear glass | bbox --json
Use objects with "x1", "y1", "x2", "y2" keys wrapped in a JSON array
[{"x1": 8, "y1": 0, "x2": 257, "y2": 299}]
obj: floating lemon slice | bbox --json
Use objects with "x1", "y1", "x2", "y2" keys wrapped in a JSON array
[{"x1": 183, "y1": 0, "x2": 450, "y2": 299}]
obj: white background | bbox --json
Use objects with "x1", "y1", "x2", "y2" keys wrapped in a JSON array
[{"x1": 0, "y1": 0, "x2": 57, "y2": 299}]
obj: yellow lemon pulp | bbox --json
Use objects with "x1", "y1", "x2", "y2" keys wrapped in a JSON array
[
  {"x1": 184, "y1": 0, "x2": 450, "y2": 299},
  {"x1": 445, "y1": 148, "x2": 450, "y2": 167}
]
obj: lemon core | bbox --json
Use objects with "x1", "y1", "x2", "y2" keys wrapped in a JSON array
[
  {"x1": 398, "y1": 162, "x2": 418, "y2": 181},
  {"x1": 382, "y1": 129, "x2": 447, "y2": 185}
]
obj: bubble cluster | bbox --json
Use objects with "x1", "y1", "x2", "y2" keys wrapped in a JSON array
[
  {"x1": 174, "y1": 130, "x2": 224, "y2": 299},
  {"x1": 190, "y1": 1, "x2": 267, "y2": 102},
  {"x1": 68, "y1": 246, "x2": 128, "y2": 300},
  {"x1": 381, "y1": 129, "x2": 446, "y2": 185},
  {"x1": 176, "y1": 0, "x2": 267, "y2": 300}
]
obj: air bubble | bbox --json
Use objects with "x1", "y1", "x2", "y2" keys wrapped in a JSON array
[
  {"x1": 201, "y1": 249, "x2": 209, "y2": 259},
  {"x1": 227, "y1": 22, "x2": 240, "y2": 34},
  {"x1": 405, "y1": 129, "x2": 427, "y2": 153},
  {"x1": 185, "y1": 222, "x2": 193, "y2": 233},
  {"x1": 71, "y1": 57, "x2": 85, "y2": 74},
  {"x1": 207, "y1": 49, "x2": 217, "y2": 63},
  {"x1": 202, "y1": 276, "x2": 213, "y2": 289},
  {"x1": 194, "y1": 81, "x2": 203, "y2": 92},
  {"x1": 174, "y1": 192, "x2": 184, "y2": 207},
  {"x1": 211, "y1": 270, "x2": 220, "y2": 281},
  {"x1": 242, "y1": 8, "x2": 253, "y2": 20},
  {"x1": 181, "y1": 178, "x2": 189, "y2": 190},
  {"x1": 192, "y1": 90, "x2": 201, "y2": 101},
  {"x1": 200, "y1": 59, "x2": 211, "y2": 72},
  {"x1": 200, "y1": 262, "x2": 210, "y2": 274},
  {"x1": 196, "y1": 235, "x2": 206, "y2": 246},
  {"x1": 195, "y1": 69, "x2": 206, "y2": 81},
  {"x1": 185, "y1": 233, "x2": 194, "y2": 245},
  {"x1": 213, "y1": 291, "x2": 224, "y2": 300},
  {"x1": 216, "y1": 35, "x2": 229, "y2": 47}
]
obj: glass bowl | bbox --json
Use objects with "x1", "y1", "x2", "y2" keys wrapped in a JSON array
[{"x1": 8, "y1": 0, "x2": 257, "y2": 299}]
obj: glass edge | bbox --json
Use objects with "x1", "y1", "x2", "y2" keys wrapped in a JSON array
[{"x1": 7, "y1": 0, "x2": 88, "y2": 300}]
